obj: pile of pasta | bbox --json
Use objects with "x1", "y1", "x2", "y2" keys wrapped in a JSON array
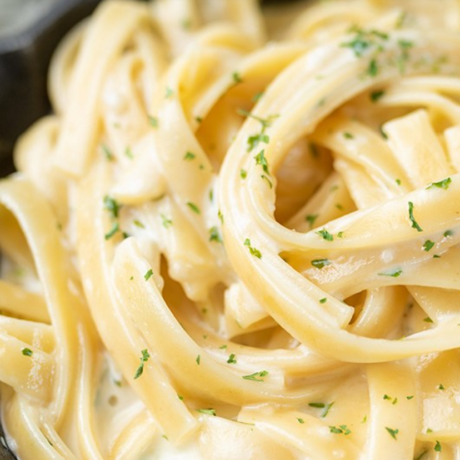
[{"x1": 3, "y1": 0, "x2": 460, "y2": 458}]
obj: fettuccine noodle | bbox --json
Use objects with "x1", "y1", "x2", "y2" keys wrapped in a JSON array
[{"x1": 2, "y1": 0, "x2": 460, "y2": 458}]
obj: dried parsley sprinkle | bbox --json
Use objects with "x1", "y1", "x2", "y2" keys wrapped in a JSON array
[
  {"x1": 244, "y1": 238, "x2": 262, "y2": 259},
  {"x1": 378, "y1": 268, "x2": 402, "y2": 278},
  {"x1": 125, "y1": 147, "x2": 134, "y2": 159},
  {"x1": 305, "y1": 214, "x2": 318, "y2": 228},
  {"x1": 184, "y1": 151, "x2": 196, "y2": 161},
  {"x1": 317, "y1": 229, "x2": 334, "y2": 241},
  {"x1": 423, "y1": 317, "x2": 434, "y2": 323},
  {"x1": 161, "y1": 214, "x2": 173, "y2": 228},
  {"x1": 434, "y1": 441, "x2": 442, "y2": 452},
  {"x1": 133, "y1": 220, "x2": 145, "y2": 228},
  {"x1": 311, "y1": 259, "x2": 331, "y2": 269},
  {"x1": 297, "y1": 418, "x2": 305, "y2": 424},
  {"x1": 101, "y1": 144, "x2": 114, "y2": 161},
  {"x1": 252, "y1": 91, "x2": 264, "y2": 102},
  {"x1": 240, "y1": 169, "x2": 247, "y2": 179},
  {"x1": 423, "y1": 240, "x2": 435, "y2": 252},
  {"x1": 196, "y1": 355, "x2": 201, "y2": 365},
  {"x1": 386, "y1": 427, "x2": 399, "y2": 440},
  {"x1": 395, "y1": 178, "x2": 401, "y2": 186},
  {"x1": 261, "y1": 174, "x2": 273, "y2": 189},
  {"x1": 438, "y1": 383, "x2": 445, "y2": 390},
  {"x1": 105, "y1": 222, "x2": 120, "y2": 240},
  {"x1": 103, "y1": 195, "x2": 122, "y2": 219},
  {"x1": 197, "y1": 408, "x2": 216, "y2": 416},
  {"x1": 406, "y1": 395, "x2": 414, "y2": 400},
  {"x1": 329, "y1": 425, "x2": 351, "y2": 435},
  {"x1": 134, "y1": 349, "x2": 150, "y2": 379},
  {"x1": 209, "y1": 226, "x2": 222, "y2": 243},
  {"x1": 187, "y1": 202, "x2": 200, "y2": 214},
  {"x1": 144, "y1": 269, "x2": 153, "y2": 281},
  {"x1": 408, "y1": 201, "x2": 423, "y2": 232},
  {"x1": 343, "y1": 132, "x2": 354, "y2": 139},
  {"x1": 165, "y1": 87, "x2": 174, "y2": 98},
  {"x1": 444, "y1": 230, "x2": 453, "y2": 237},
  {"x1": 242, "y1": 370, "x2": 268, "y2": 382},
  {"x1": 370, "y1": 89, "x2": 385, "y2": 102},
  {"x1": 319, "y1": 298, "x2": 327, "y2": 304},
  {"x1": 254, "y1": 150, "x2": 270, "y2": 174},
  {"x1": 22, "y1": 348, "x2": 33, "y2": 357},
  {"x1": 148, "y1": 115, "x2": 158, "y2": 128},
  {"x1": 227, "y1": 353, "x2": 237, "y2": 364},
  {"x1": 232, "y1": 72, "x2": 242, "y2": 84},
  {"x1": 427, "y1": 177, "x2": 452, "y2": 190}
]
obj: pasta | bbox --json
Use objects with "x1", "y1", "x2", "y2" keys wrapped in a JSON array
[{"x1": 3, "y1": 0, "x2": 460, "y2": 458}]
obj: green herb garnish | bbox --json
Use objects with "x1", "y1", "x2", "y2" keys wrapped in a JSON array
[{"x1": 134, "y1": 349, "x2": 150, "y2": 379}]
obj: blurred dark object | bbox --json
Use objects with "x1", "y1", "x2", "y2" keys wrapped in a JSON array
[
  {"x1": 0, "y1": 0, "x2": 103, "y2": 177},
  {"x1": 0, "y1": 0, "x2": 302, "y2": 179}
]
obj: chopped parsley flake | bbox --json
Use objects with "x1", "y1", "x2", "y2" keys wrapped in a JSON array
[
  {"x1": 195, "y1": 116, "x2": 203, "y2": 123},
  {"x1": 423, "y1": 317, "x2": 434, "y2": 323},
  {"x1": 396, "y1": 178, "x2": 401, "y2": 186},
  {"x1": 101, "y1": 144, "x2": 114, "y2": 161},
  {"x1": 187, "y1": 202, "x2": 200, "y2": 214},
  {"x1": 22, "y1": 348, "x2": 33, "y2": 357},
  {"x1": 218, "y1": 210, "x2": 224, "y2": 224},
  {"x1": 244, "y1": 238, "x2": 262, "y2": 259},
  {"x1": 370, "y1": 89, "x2": 385, "y2": 102},
  {"x1": 427, "y1": 177, "x2": 452, "y2": 190},
  {"x1": 261, "y1": 174, "x2": 273, "y2": 189},
  {"x1": 253, "y1": 91, "x2": 264, "y2": 102},
  {"x1": 444, "y1": 230, "x2": 453, "y2": 237},
  {"x1": 148, "y1": 115, "x2": 158, "y2": 128},
  {"x1": 254, "y1": 150, "x2": 270, "y2": 174},
  {"x1": 343, "y1": 132, "x2": 354, "y2": 139},
  {"x1": 165, "y1": 87, "x2": 174, "y2": 98},
  {"x1": 311, "y1": 259, "x2": 331, "y2": 269},
  {"x1": 406, "y1": 395, "x2": 414, "y2": 400},
  {"x1": 297, "y1": 418, "x2": 305, "y2": 424},
  {"x1": 219, "y1": 345, "x2": 227, "y2": 350},
  {"x1": 133, "y1": 220, "x2": 145, "y2": 228},
  {"x1": 378, "y1": 268, "x2": 402, "y2": 278},
  {"x1": 434, "y1": 441, "x2": 441, "y2": 452},
  {"x1": 240, "y1": 169, "x2": 247, "y2": 179},
  {"x1": 408, "y1": 201, "x2": 423, "y2": 232},
  {"x1": 368, "y1": 58, "x2": 379, "y2": 76},
  {"x1": 329, "y1": 425, "x2": 351, "y2": 435},
  {"x1": 341, "y1": 27, "x2": 388, "y2": 57},
  {"x1": 317, "y1": 229, "x2": 333, "y2": 241},
  {"x1": 423, "y1": 240, "x2": 435, "y2": 252},
  {"x1": 197, "y1": 408, "x2": 216, "y2": 416},
  {"x1": 125, "y1": 147, "x2": 134, "y2": 159},
  {"x1": 232, "y1": 72, "x2": 242, "y2": 84},
  {"x1": 103, "y1": 195, "x2": 122, "y2": 219},
  {"x1": 305, "y1": 214, "x2": 318, "y2": 228},
  {"x1": 247, "y1": 133, "x2": 270, "y2": 152},
  {"x1": 209, "y1": 226, "x2": 222, "y2": 243},
  {"x1": 196, "y1": 355, "x2": 201, "y2": 365},
  {"x1": 386, "y1": 427, "x2": 399, "y2": 440},
  {"x1": 144, "y1": 269, "x2": 153, "y2": 281},
  {"x1": 309, "y1": 402, "x2": 325, "y2": 408},
  {"x1": 438, "y1": 383, "x2": 445, "y2": 390},
  {"x1": 337, "y1": 231, "x2": 344, "y2": 238},
  {"x1": 184, "y1": 151, "x2": 196, "y2": 161},
  {"x1": 161, "y1": 214, "x2": 173, "y2": 228},
  {"x1": 134, "y1": 349, "x2": 150, "y2": 379},
  {"x1": 319, "y1": 298, "x2": 327, "y2": 304},
  {"x1": 227, "y1": 353, "x2": 237, "y2": 364},
  {"x1": 105, "y1": 222, "x2": 120, "y2": 240},
  {"x1": 242, "y1": 370, "x2": 268, "y2": 382}
]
